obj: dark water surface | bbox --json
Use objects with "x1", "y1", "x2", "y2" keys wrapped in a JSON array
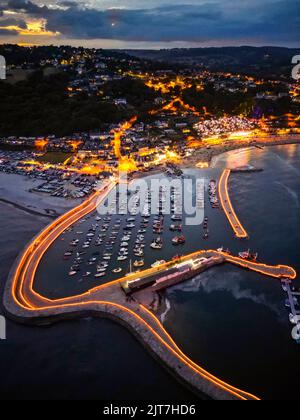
[
  {"x1": 165, "y1": 144, "x2": 300, "y2": 400},
  {"x1": 0, "y1": 203, "x2": 198, "y2": 400}
]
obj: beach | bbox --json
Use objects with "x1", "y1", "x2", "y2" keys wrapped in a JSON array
[{"x1": 180, "y1": 134, "x2": 300, "y2": 168}]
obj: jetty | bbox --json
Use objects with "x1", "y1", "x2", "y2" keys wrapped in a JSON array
[{"x1": 218, "y1": 169, "x2": 248, "y2": 239}]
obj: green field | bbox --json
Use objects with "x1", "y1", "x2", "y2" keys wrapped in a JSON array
[{"x1": 37, "y1": 152, "x2": 73, "y2": 164}]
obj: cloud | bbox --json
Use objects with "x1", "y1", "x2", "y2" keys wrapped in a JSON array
[
  {"x1": 2, "y1": 0, "x2": 300, "y2": 44},
  {"x1": 0, "y1": 17, "x2": 27, "y2": 27},
  {"x1": 0, "y1": 28, "x2": 19, "y2": 35},
  {"x1": 6, "y1": 0, "x2": 41, "y2": 13},
  {"x1": 58, "y1": 1, "x2": 81, "y2": 7}
]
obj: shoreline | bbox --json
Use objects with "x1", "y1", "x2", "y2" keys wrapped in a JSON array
[
  {"x1": 0, "y1": 197, "x2": 57, "y2": 219},
  {"x1": 127, "y1": 135, "x2": 300, "y2": 178}
]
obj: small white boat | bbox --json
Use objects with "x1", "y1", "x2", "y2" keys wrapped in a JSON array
[
  {"x1": 134, "y1": 259, "x2": 145, "y2": 268},
  {"x1": 289, "y1": 313, "x2": 298, "y2": 324},
  {"x1": 69, "y1": 271, "x2": 77, "y2": 276},
  {"x1": 151, "y1": 260, "x2": 166, "y2": 268},
  {"x1": 113, "y1": 268, "x2": 122, "y2": 273},
  {"x1": 151, "y1": 243, "x2": 163, "y2": 250},
  {"x1": 64, "y1": 252, "x2": 73, "y2": 257},
  {"x1": 95, "y1": 272, "x2": 106, "y2": 278},
  {"x1": 82, "y1": 272, "x2": 91, "y2": 278},
  {"x1": 118, "y1": 255, "x2": 128, "y2": 261}
]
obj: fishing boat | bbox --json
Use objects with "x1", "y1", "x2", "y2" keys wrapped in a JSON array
[
  {"x1": 134, "y1": 259, "x2": 145, "y2": 268},
  {"x1": 171, "y1": 215, "x2": 182, "y2": 221},
  {"x1": 238, "y1": 249, "x2": 258, "y2": 261},
  {"x1": 97, "y1": 262, "x2": 108, "y2": 269},
  {"x1": 172, "y1": 235, "x2": 186, "y2": 245},
  {"x1": 153, "y1": 228, "x2": 163, "y2": 234},
  {"x1": 64, "y1": 251, "x2": 73, "y2": 257},
  {"x1": 134, "y1": 250, "x2": 144, "y2": 257},
  {"x1": 69, "y1": 271, "x2": 77, "y2": 277},
  {"x1": 82, "y1": 272, "x2": 91, "y2": 278},
  {"x1": 151, "y1": 237, "x2": 163, "y2": 250},
  {"x1": 289, "y1": 313, "x2": 298, "y2": 324},
  {"x1": 118, "y1": 255, "x2": 128, "y2": 261},
  {"x1": 124, "y1": 223, "x2": 135, "y2": 230},
  {"x1": 151, "y1": 260, "x2": 166, "y2": 268},
  {"x1": 95, "y1": 272, "x2": 106, "y2": 278},
  {"x1": 169, "y1": 224, "x2": 182, "y2": 232},
  {"x1": 76, "y1": 251, "x2": 86, "y2": 256}
]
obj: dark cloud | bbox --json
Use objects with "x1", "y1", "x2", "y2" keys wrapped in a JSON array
[
  {"x1": 2, "y1": 0, "x2": 300, "y2": 44},
  {"x1": 59, "y1": 1, "x2": 80, "y2": 7},
  {"x1": 0, "y1": 28, "x2": 19, "y2": 35},
  {"x1": 6, "y1": 0, "x2": 48, "y2": 14},
  {"x1": 0, "y1": 17, "x2": 27, "y2": 28}
]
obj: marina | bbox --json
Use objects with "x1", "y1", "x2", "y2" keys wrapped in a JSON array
[{"x1": 3, "y1": 144, "x2": 300, "y2": 401}]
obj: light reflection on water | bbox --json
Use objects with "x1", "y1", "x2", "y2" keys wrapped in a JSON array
[
  {"x1": 0, "y1": 194, "x2": 198, "y2": 401},
  {"x1": 165, "y1": 143, "x2": 300, "y2": 400}
]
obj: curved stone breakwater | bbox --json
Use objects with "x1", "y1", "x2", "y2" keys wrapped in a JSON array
[
  {"x1": 3, "y1": 178, "x2": 296, "y2": 401},
  {"x1": 219, "y1": 169, "x2": 249, "y2": 239}
]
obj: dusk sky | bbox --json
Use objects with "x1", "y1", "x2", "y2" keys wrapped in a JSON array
[{"x1": 0, "y1": 0, "x2": 299, "y2": 48}]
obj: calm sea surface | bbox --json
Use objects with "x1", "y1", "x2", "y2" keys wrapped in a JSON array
[{"x1": 0, "y1": 203, "x2": 197, "y2": 400}]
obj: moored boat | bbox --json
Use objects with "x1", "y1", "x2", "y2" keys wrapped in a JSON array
[{"x1": 172, "y1": 235, "x2": 186, "y2": 245}]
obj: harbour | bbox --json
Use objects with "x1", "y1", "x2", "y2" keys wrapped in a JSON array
[{"x1": 3, "y1": 143, "x2": 300, "y2": 400}]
